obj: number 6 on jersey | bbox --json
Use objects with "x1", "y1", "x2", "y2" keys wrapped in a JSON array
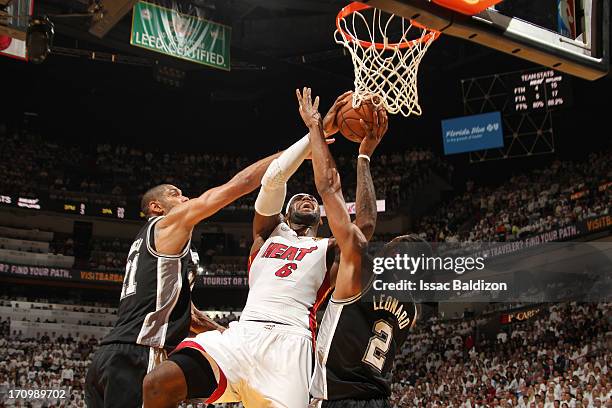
[{"x1": 275, "y1": 262, "x2": 297, "y2": 277}]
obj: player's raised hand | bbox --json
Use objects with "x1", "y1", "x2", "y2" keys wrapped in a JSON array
[
  {"x1": 358, "y1": 107, "x2": 388, "y2": 157},
  {"x1": 322, "y1": 90, "x2": 353, "y2": 137},
  {"x1": 296, "y1": 87, "x2": 322, "y2": 129}
]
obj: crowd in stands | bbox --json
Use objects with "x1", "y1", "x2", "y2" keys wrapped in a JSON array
[
  {"x1": 1, "y1": 298, "x2": 608, "y2": 407},
  {"x1": 2, "y1": 148, "x2": 611, "y2": 279},
  {"x1": 84, "y1": 237, "x2": 131, "y2": 272},
  {"x1": 13, "y1": 317, "x2": 114, "y2": 329},
  {"x1": 85, "y1": 252, "x2": 123, "y2": 272},
  {"x1": 0, "y1": 316, "x2": 98, "y2": 407},
  {"x1": 202, "y1": 263, "x2": 247, "y2": 276},
  {"x1": 84, "y1": 237, "x2": 248, "y2": 274},
  {"x1": 0, "y1": 127, "x2": 455, "y2": 276},
  {"x1": 0, "y1": 219, "x2": 252, "y2": 277},
  {"x1": 416, "y1": 151, "x2": 611, "y2": 243},
  {"x1": 0, "y1": 129, "x2": 450, "y2": 212},
  {"x1": 5, "y1": 148, "x2": 611, "y2": 277},
  {"x1": 49, "y1": 235, "x2": 75, "y2": 258},
  {"x1": 5, "y1": 130, "x2": 610, "y2": 278},
  {"x1": 390, "y1": 302, "x2": 611, "y2": 408},
  {"x1": 0, "y1": 297, "x2": 240, "y2": 406},
  {"x1": 287, "y1": 148, "x2": 452, "y2": 210}
]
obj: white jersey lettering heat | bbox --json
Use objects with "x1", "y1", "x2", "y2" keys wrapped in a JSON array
[{"x1": 241, "y1": 222, "x2": 331, "y2": 333}]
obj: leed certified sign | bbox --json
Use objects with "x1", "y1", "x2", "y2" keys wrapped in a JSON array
[{"x1": 130, "y1": 1, "x2": 231, "y2": 71}]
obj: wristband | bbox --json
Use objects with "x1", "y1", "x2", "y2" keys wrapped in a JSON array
[{"x1": 358, "y1": 154, "x2": 371, "y2": 162}]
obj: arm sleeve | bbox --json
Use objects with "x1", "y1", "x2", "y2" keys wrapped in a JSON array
[{"x1": 254, "y1": 133, "x2": 310, "y2": 216}]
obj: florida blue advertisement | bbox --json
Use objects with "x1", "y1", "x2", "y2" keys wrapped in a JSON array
[{"x1": 441, "y1": 111, "x2": 504, "y2": 155}]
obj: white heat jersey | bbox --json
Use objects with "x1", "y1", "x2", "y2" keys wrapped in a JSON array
[{"x1": 240, "y1": 222, "x2": 331, "y2": 332}]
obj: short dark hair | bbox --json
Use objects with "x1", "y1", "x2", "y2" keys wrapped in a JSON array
[{"x1": 140, "y1": 184, "x2": 171, "y2": 217}]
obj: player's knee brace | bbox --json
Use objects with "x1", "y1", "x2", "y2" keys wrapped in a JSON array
[{"x1": 168, "y1": 348, "x2": 218, "y2": 399}]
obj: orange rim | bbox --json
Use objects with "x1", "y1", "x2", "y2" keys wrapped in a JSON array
[{"x1": 336, "y1": 2, "x2": 440, "y2": 50}]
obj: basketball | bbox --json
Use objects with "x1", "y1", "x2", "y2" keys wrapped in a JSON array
[{"x1": 336, "y1": 96, "x2": 381, "y2": 143}]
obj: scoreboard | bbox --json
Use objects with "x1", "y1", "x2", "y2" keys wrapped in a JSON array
[
  {"x1": 462, "y1": 68, "x2": 573, "y2": 114},
  {"x1": 59, "y1": 202, "x2": 132, "y2": 219},
  {"x1": 509, "y1": 69, "x2": 572, "y2": 112},
  {"x1": 0, "y1": 193, "x2": 143, "y2": 220},
  {"x1": 460, "y1": 67, "x2": 570, "y2": 161}
]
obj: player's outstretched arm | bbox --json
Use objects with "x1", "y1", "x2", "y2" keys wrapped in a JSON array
[
  {"x1": 155, "y1": 152, "x2": 281, "y2": 255},
  {"x1": 354, "y1": 109, "x2": 388, "y2": 240},
  {"x1": 298, "y1": 87, "x2": 366, "y2": 299},
  {"x1": 251, "y1": 134, "x2": 313, "y2": 253},
  {"x1": 251, "y1": 93, "x2": 351, "y2": 253}
]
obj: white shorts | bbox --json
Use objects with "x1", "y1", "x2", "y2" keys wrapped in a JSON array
[{"x1": 175, "y1": 320, "x2": 313, "y2": 408}]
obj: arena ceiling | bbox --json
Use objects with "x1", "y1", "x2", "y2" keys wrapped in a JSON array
[
  {"x1": 28, "y1": 0, "x2": 542, "y2": 134},
  {"x1": 37, "y1": 0, "x2": 505, "y2": 84},
  {"x1": 4, "y1": 0, "x2": 609, "y2": 160}
]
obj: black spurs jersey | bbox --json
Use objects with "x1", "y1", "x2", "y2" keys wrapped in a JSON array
[
  {"x1": 101, "y1": 216, "x2": 197, "y2": 351},
  {"x1": 310, "y1": 281, "x2": 417, "y2": 401}
]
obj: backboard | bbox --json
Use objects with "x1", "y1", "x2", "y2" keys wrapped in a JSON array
[
  {"x1": 365, "y1": 0, "x2": 609, "y2": 80},
  {"x1": 0, "y1": 0, "x2": 34, "y2": 60}
]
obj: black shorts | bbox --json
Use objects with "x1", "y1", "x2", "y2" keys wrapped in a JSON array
[
  {"x1": 322, "y1": 398, "x2": 391, "y2": 408},
  {"x1": 85, "y1": 343, "x2": 151, "y2": 408}
]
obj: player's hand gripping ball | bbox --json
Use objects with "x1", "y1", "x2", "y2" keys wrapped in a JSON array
[{"x1": 336, "y1": 95, "x2": 386, "y2": 143}]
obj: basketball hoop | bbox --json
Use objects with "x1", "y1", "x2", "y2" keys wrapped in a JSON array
[{"x1": 335, "y1": 2, "x2": 440, "y2": 117}]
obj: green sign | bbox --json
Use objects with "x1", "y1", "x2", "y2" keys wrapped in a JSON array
[{"x1": 130, "y1": 1, "x2": 230, "y2": 71}]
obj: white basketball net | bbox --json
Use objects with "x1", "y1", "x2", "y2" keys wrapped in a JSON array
[{"x1": 335, "y1": 4, "x2": 439, "y2": 117}]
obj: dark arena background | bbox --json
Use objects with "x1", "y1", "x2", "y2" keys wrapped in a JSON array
[{"x1": 0, "y1": 0, "x2": 610, "y2": 407}]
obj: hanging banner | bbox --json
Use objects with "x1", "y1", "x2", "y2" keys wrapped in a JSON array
[
  {"x1": 198, "y1": 275, "x2": 248, "y2": 288},
  {"x1": 130, "y1": 1, "x2": 231, "y2": 71}
]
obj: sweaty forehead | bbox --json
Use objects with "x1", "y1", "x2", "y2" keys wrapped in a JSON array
[
  {"x1": 294, "y1": 194, "x2": 316, "y2": 202},
  {"x1": 166, "y1": 186, "x2": 182, "y2": 195}
]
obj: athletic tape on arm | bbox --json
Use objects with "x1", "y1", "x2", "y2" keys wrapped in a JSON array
[{"x1": 254, "y1": 134, "x2": 310, "y2": 216}]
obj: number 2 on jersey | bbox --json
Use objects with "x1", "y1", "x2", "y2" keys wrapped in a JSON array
[
  {"x1": 275, "y1": 262, "x2": 297, "y2": 277},
  {"x1": 362, "y1": 320, "x2": 393, "y2": 372}
]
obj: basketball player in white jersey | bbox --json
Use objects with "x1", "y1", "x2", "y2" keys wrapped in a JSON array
[{"x1": 142, "y1": 89, "x2": 387, "y2": 408}]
